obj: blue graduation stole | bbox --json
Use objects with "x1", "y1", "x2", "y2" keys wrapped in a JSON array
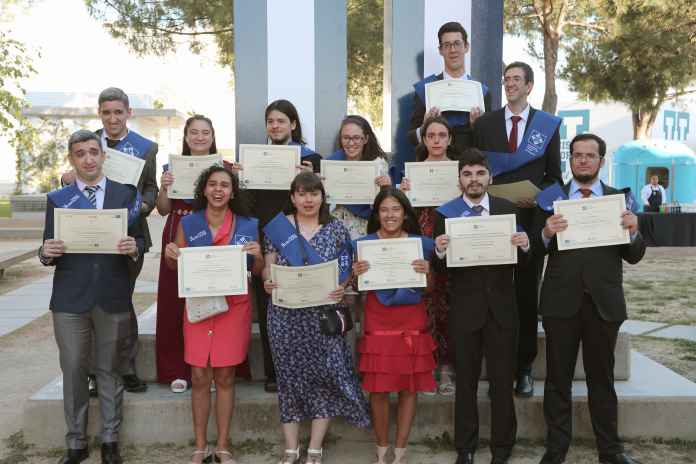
[
  {"x1": 621, "y1": 188, "x2": 640, "y2": 213},
  {"x1": 111, "y1": 130, "x2": 155, "y2": 159},
  {"x1": 483, "y1": 110, "x2": 562, "y2": 177},
  {"x1": 351, "y1": 233, "x2": 435, "y2": 306},
  {"x1": 180, "y1": 209, "x2": 259, "y2": 269},
  {"x1": 46, "y1": 181, "x2": 143, "y2": 227},
  {"x1": 326, "y1": 149, "x2": 372, "y2": 219},
  {"x1": 534, "y1": 183, "x2": 639, "y2": 214},
  {"x1": 435, "y1": 196, "x2": 476, "y2": 218},
  {"x1": 289, "y1": 141, "x2": 320, "y2": 158},
  {"x1": 263, "y1": 212, "x2": 353, "y2": 282},
  {"x1": 388, "y1": 166, "x2": 404, "y2": 187},
  {"x1": 413, "y1": 74, "x2": 489, "y2": 128},
  {"x1": 162, "y1": 162, "x2": 194, "y2": 205}
]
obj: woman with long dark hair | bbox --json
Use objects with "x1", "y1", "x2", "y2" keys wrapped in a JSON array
[
  {"x1": 353, "y1": 188, "x2": 437, "y2": 464},
  {"x1": 164, "y1": 165, "x2": 264, "y2": 463},
  {"x1": 398, "y1": 116, "x2": 459, "y2": 396}
]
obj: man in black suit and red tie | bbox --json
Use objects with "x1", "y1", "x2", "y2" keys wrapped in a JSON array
[
  {"x1": 531, "y1": 134, "x2": 645, "y2": 464},
  {"x1": 471, "y1": 61, "x2": 563, "y2": 396}
]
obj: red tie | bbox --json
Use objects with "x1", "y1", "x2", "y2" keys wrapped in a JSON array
[
  {"x1": 509, "y1": 116, "x2": 522, "y2": 154},
  {"x1": 580, "y1": 188, "x2": 592, "y2": 198}
]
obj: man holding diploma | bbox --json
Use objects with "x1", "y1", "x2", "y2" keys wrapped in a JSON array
[
  {"x1": 40, "y1": 130, "x2": 145, "y2": 464},
  {"x1": 531, "y1": 134, "x2": 645, "y2": 464},
  {"x1": 431, "y1": 149, "x2": 530, "y2": 464}
]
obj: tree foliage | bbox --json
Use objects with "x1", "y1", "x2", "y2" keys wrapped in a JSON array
[
  {"x1": 0, "y1": 30, "x2": 39, "y2": 140},
  {"x1": 560, "y1": 0, "x2": 696, "y2": 139},
  {"x1": 14, "y1": 117, "x2": 71, "y2": 194},
  {"x1": 0, "y1": 0, "x2": 42, "y2": 23}
]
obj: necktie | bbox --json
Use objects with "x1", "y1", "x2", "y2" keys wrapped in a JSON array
[
  {"x1": 579, "y1": 188, "x2": 592, "y2": 198},
  {"x1": 509, "y1": 116, "x2": 522, "y2": 154},
  {"x1": 472, "y1": 204, "x2": 484, "y2": 216},
  {"x1": 106, "y1": 138, "x2": 119, "y2": 149},
  {"x1": 85, "y1": 186, "x2": 98, "y2": 207}
]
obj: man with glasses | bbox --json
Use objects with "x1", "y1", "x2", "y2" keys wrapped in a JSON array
[
  {"x1": 407, "y1": 21, "x2": 492, "y2": 153},
  {"x1": 530, "y1": 134, "x2": 644, "y2": 464},
  {"x1": 471, "y1": 61, "x2": 563, "y2": 397}
]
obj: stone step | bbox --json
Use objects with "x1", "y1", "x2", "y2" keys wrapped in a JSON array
[
  {"x1": 23, "y1": 350, "x2": 696, "y2": 450},
  {"x1": 134, "y1": 305, "x2": 631, "y2": 383}
]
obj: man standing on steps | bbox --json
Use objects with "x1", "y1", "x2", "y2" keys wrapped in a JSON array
[
  {"x1": 42, "y1": 130, "x2": 146, "y2": 464},
  {"x1": 531, "y1": 134, "x2": 645, "y2": 464},
  {"x1": 471, "y1": 62, "x2": 563, "y2": 397},
  {"x1": 407, "y1": 21, "x2": 493, "y2": 154},
  {"x1": 61, "y1": 87, "x2": 159, "y2": 395}
]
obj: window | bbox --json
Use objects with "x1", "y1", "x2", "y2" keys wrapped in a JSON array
[{"x1": 645, "y1": 167, "x2": 670, "y2": 189}]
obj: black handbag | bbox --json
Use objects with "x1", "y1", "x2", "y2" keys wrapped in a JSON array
[{"x1": 294, "y1": 214, "x2": 353, "y2": 336}]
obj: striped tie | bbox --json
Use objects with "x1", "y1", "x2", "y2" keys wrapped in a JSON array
[{"x1": 85, "y1": 186, "x2": 97, "y2": 207}]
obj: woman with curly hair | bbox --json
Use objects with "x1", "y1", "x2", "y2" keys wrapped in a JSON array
[{"x1": 165, "y1": 165, "x2": 264, "y2": 464}]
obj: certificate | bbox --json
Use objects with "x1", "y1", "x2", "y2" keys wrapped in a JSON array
[
  {"x1": 321, "y1": 160, "x2": 380, "y2": 204},
  {"x1": 54, "y1": 209, "x2": 127, "y2": 254},
  {"x1": 357, "y1": 238, "x2": 426, "y2": 291},
  {"x1": 271, "y1": 260, "x2": 339, "y2": 309},
  {"x1": 425, "y1": 79, "x2": 485, "y2": 112},
  {"x1": 102, "y1": 147, "x2": 145, "y2": 186},
  {"x1": 177, "y1": 245, "x2": 248, "y2": 298},
  {"x1": 167, "y1": 153, "x2": 224, "y2": 199},
  {"x1": 445, "y1": 215, "x2": 517, "y2": 267},
  {"x1": 488, "y1": 181, "x2": 541, "y2": 203},
  {"x1": 238, "y1": 144, "x2": 301, "y2": 190},
  {"x1": 555, "y1": 195, "x2": 630, "y2": 250},
  {"x1": 404, "y1": 161, "x2": 461, "y2": 207}
]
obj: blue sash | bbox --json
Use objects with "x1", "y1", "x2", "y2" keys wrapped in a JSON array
[
  {"x1": 414, "y1": 74, "x2": 489, "y2": 127},
  {"x1": 435, "y1": 196, "x2": 476, "y2": 218},
  {"x1": 263, "y1": 212, "x2": 353, "y2": 282},
  {"x1": 289, "y1": 141, "x2": 320, "y2": 158},
  {"x1": 46, "y1": 181, "x2": 142, "y2": 228},
  {"x1": 110, "y1": 130, "x2": 155, "y2": 159},
  {"x1": 351, "y1": 233, "x2": 435, "y2": 306},
  {"x1": 180, "y1": 209, "x2": 259, "y2": 269},
  {"x1": 483, "y1": 110, "x2": 562, "y2": 177},
  {"x1": 535, "y1": 183, "x2": 639, "y2": 213},
  {"x1": 621, "y1": 188, "x2": 640, "y2": 213},
  {"x1": 388, "y1": 166, "x2": 404, "y2": 187},
  {"x1": 326, "y1": 149, "x2": 372, "y2": 219}
]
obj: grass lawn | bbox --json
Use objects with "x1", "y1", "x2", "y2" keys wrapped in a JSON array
[{"x1": 0, "y1": 199, "x2": 10, "y2": 217}]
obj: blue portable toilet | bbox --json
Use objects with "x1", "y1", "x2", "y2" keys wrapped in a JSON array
[{"x1": 611, "y1": 139, "x2": 696, "y2": 209}]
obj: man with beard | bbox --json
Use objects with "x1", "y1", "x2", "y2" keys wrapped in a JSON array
[
  {"x1": 431, "y1": 148, "x2": 531, "y2": 464},
  {"x1": 531, "y1": 134, "x2": 644, "y2": 464}
]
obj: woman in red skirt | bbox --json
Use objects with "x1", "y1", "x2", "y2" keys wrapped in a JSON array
[{"x1": 352, "y1": 188, "x2": 437, "y2": 464}]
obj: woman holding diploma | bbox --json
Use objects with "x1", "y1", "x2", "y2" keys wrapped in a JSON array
[
  {"x1": 399, "y1": 116, "x2": 459, "y2": 397},
  {"x1": 352, "y1": 188, "x2": 437, "y2": 464},
  {"x1": 164, "y1": 165, "x2": 263, "y2": 464},
  {"x1": 262, "y1": 172, "x2": 370, "y2": 464}
]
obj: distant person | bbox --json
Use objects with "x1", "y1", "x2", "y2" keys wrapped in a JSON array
[
  {"x1": 42, "y1": 129, "x2": 146, "y2": 464},
  {"x1": 407, "y1": 21, "x2": 493, "y2": 154},
  {"x1": 641, "y1": 174, "x2": 666, "y2": 212},
  {"x1": 531, "y1": 134, "x2": 645, "y2": 464}
]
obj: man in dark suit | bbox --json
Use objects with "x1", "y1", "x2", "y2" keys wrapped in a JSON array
[
  {"x1": 472, "y1": 61, "x2": 563, "y2": 396},
  {"x1": 41, "y1": 130, "x2": 146, "y2": 464},
  {"x1": 62, "y1": 87, "x2": 158, "y2": 394},
  {"x1": 432, "y1": 148, "x2": 531, "y2": 464},
  {"x1": 407, "y1": 21, "x2": 493, "y2": 154},
  {"x1": 531, "y1": 134, "x2": 644, "y2": 464}
]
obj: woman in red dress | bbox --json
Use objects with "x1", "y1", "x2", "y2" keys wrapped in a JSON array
[{"x1": 352, "y1": 188, "x2": 437, "y2": 464}]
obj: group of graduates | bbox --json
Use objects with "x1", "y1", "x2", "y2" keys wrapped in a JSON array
[{"x1": 39, "y1": 21, "x2": 645, "y2": 464}]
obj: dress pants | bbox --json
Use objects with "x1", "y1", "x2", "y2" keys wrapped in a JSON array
[
  {"x1": 542, "y1": 292, "x2": 624, "y2": 455},
  {"x1": 252, "y1": 273, "x2": 277, "y2": 379},
  {"x1": 451, "y1": 311, "x2": 518, "y2": 460},
  {"x1": 53, "y1": 302, "x2": 130, "y2": 448}
]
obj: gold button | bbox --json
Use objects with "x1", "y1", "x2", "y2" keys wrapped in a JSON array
[{"x1": 207, "y1": 331, "x2": 212, "y2": 335}]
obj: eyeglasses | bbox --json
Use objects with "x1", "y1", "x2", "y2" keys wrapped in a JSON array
[
  {"x1": 439, "y1": 41, "x2": 465, "y2": 50},
  {"x1": 571, "y1": 153, "x2": 601, "y2": 161},
  {"x1": 502, "y1": 76, "x2": 525, "y2": 85},
  {"x1": 341, "y1": 135, "x2": 365, "y2": 144}
]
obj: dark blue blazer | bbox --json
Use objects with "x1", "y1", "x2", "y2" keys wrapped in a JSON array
[{"x1": 40, "y1": 179, "x2": 146, "y2": 313}]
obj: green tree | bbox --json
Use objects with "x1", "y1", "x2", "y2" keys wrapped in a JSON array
[
  {"x1": 560, "y1": 0, "x2": 696, "y2": 139},
  {"x1": 0, "y1": 0, "x2": 42, "y2": 22},
  {"x1": 0, "y1": 30, "x2": 39, "y2": 140}
]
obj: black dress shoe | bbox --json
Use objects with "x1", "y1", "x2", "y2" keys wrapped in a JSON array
[
  {"x1": 455, "y1": 451, "x2": 474, "y2": 464},
  {"x1": 57, "y1": 447, "x2": 89, "y2": 464},
  {"x1": 514, "y1": 375, "x2": 534, "y2": 396},
  {"x1": 122, "y1": 374, "x2": 147, "y2": 392},
  {"x1": 101, "y1": 442, "x2": 123, "y2": 464},
  {"x1": 539, "y1": 451, "x2": 565, "y2": 464},
  {"x1": 88, "y1": 375, "x2": 98, "y2": 397},
  {"x1": 599, "y1": 453, "x2": 642, "y2": 464},
  {"x1": 491, "y1": 458, "x2": 508, "y2": 464}
]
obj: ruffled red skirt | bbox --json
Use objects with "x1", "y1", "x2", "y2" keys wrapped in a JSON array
[{"x1": 358, "y1": 292, "x2": 437, "y2": 392}]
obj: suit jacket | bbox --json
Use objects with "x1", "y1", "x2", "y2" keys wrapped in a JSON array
[
  {"x1": 407, "y1": 73, "x2": 493, "y2": 154},
  {"x1": 473, "y1": 106, "x2": 562, "y2": 191},
  {"x1": 41, "y1": 179, "x2": 147, "y2": 313},
  {"x1": 530, "y1": 181, "x2": 646, "y2": 322},
  {"x1": 432, "y1": 195, "x2": 531, "y2": 332},
  {"x1": 95, "y1": 128, "x2": 159, "y2": 251}
]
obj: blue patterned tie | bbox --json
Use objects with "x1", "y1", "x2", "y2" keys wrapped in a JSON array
[
  {"x1": 84, "y1": 186, "x2": 97, "y2": 207},
  {"x1": 472, "y1": 204, "x2": 484, "y2": 216}
]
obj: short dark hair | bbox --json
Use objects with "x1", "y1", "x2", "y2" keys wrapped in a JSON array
[
  {"x1": 68, "y1": 129, "x2": 102, "y2": 156},
  {"x1": 366, "y1": 188, "x2": 422, "y2": 236},
  {"x1": 98, "y1": 87, "x2": 129, "y2": 111},
  {"x1": 438, "y1": 22, "x2": 468, "y2": 45},
  {"x1": 415, "y1": 116, "x2": 460, "y2": 162},
  {"x1": 192, "y1": 165, "x2": 253, "y2": 218},
  {"x1": 266, "y1": 100, "x2": 306, "y2": 146},
  {"x1": 650, "y1": 174, "x2": 659, "y2": 179},
  {"x1": 458, "y1": 148, "x2": 492, "y2": 174},
  {"x1": 570, "y1": 133, "x2": 606, "y2": 158},
  {"x1": 282, "y1": 172, "x2": 334, "y2": 225},
  {"x1": 182, "y1": 115, "x2": 218, "y2": 156},
  {"x1": 504, "y1": 61, "x2": 534, "y2": 85}
]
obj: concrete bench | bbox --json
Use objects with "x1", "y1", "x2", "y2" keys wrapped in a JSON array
[{"x1": 0, "y1": 247, "x2": 41, "y2": 279}]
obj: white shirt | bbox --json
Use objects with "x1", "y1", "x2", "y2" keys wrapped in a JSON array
[
  {"x1": 504, "y1": 103, "x2": 531, "y2": 149},
  {"x1": 100, "y1": 126, "x2": 129, "y2": 150},
  {"x1": 641, "y1": 183, "x2": 666, "y2": 205},
  {"x1": 75, "y1": 175, "x2": 107, "y2": 209},
  {"x1": 416, "y1": 71, "x2": 470, "y2": 143}
]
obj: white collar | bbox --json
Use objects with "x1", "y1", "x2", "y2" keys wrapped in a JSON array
[
  {"x1": 504, "y1": 103, "x2": 531, "y2": 122},
  {"x1": 463, "y1": 192, "x2": 490, "y2": 211},
  {"x1": 76, "y1": 175, "x2": 107, "y2": 192},
  {"x1": 102, "y1": 127, "x2": 130, "y2": 143},
  {"x1": 570, "y1": 178, "x2": 602, "y2": 197},
  {"x1": 443, "y1": 70, "x2": 469, "y2": 80}
]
